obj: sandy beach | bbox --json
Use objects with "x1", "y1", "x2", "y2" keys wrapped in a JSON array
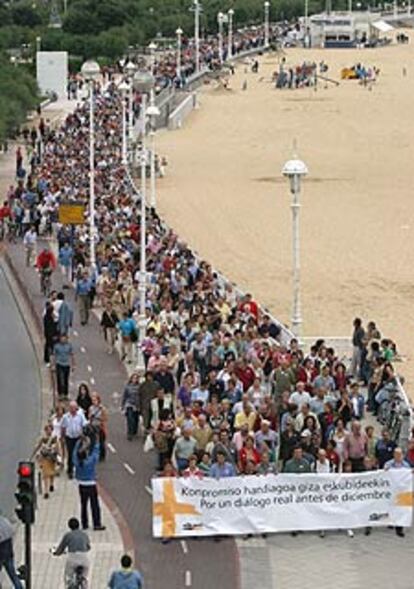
[{"x1": 156, "y1": 34, "x2": 414, "y2": 389}]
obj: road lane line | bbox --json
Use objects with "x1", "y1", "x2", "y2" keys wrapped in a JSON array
[
  {"x1": 180, "y1": 540, "x2": 188, "y2": 554},
  {"x1": 145, "y1": 486, "x2": 153, "y2": 496},
  {"x1": 90, "y1": 377, "x2": 95, "y2": 385},
  {"x1": 107, "y1": 443, "x2": 116, "y2": 454},
  {"x1": 87, "y1": 365, "x2": 92, "y2": 372},
  {"x1": 123, "y1": 463, "x2": 135, "y2": 475},
  {"x1": 185, "y1": 570, "x2": 192, "y2": 586},
  {"x1": 80, "y1": 346, "x2": 86, "y2": 353},
  {"x1": 73, "y1": 330, "x2": 79, "y2": 337}
]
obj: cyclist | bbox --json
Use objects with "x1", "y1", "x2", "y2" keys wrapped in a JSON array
[
  {"x1": 53, "y1": 517, "x2": 90, "y2": 588},
  {"x1": 36, "y1": 245, "x2": 57, "y2": 294}
]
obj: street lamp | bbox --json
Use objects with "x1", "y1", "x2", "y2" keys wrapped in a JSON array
[
  {"x1": 147, "y1": 104, "x2": 160, "y2": 209},
  {"x1": 125, "y1": 61, "x2": 137, "y2": 142},
  {"x1": 119, "y1": 80, "x2": 129, "y2": 166},
  {"x1": 176, "y1": 27, "x2": 183, "y2": 80},
  {"x1": 193, "y1": 0, "x2": 201, "y2": 72},
  {"x1": 264, "y1": 1, "x2": 270, "y2": 48},
  {"x1": 227, "y1": 8, "x2": 234, "y2": 60},
  {"x1": 282, "y1": 156, "x2": 308, "y2": 338},
  {"x1": 133, "y1": 70, "x2": 155, "y2": 371},
  {"x1": 217, "y1": 12, "x2": 224, "y2": 64},
  {"x1": 81, "y1": 59, "x2": 101, "y2": 270}
]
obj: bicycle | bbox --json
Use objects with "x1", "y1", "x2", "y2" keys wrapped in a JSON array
[
  {"x1": 67, "y1": 565, "x2": 88, "y2": 589},
  {"x1": 40, "y1": 267, "x2": 52, "y2": 296}
]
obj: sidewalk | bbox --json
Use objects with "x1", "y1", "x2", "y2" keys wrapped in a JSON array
[{"x1": 1, "y1": 477, "x2": 124, "y2": 589}]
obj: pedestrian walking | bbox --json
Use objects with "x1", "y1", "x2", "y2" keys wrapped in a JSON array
[
  {"x1": 23, "y1": 225, "x2": 37, "y2": 267},
  {"x1": 32, "y1": 424, "x2": 60, "y2": 499},
  {"x1": 52, "y1": 334, "x2": 75, "y2": 398},
  {"x1": 100, "y1": 301, "x2": 119, "y2": 354},
  {"x1": 76, "y1": 270, "x2": 92, "y2": 325},
  {"x1": 108, "y1": 554, "x2": 143, "y2": 589},
  {"x1": 121, "y1": 373, "x2": 140, "y2": 440},
  {"x1": 43, "y1": 301, "x2": 58, "y2": 365},
  {"x1": 73, "y1": 427, "x2": 106, "y2": 531},
  {"x1": 57, "y1": 292, "x2": 74, "y2": 336},
  {"x1": 58, "y1": 242, "x2": 74, "y2": 285},
  {"x1": 0, "y1": 514, "x2": 23, "y2": 588},
  {"x1": 88, "y1": 392, "x2": 108, "y2": 461},
  {"x1": 61, "y1": 401, "x2": 88, "y2": 479}
]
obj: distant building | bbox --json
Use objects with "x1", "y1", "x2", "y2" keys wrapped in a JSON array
[{"x1": 307, "y1": 11, "x2": 391, "y2": 48}]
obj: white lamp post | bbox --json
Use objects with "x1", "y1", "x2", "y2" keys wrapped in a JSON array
[
  {"x1": 193, "y1": 0, "x2": 201, "y2": 72},
  {"x1": 176, "y1": 27, "x2": 183, "y2": 81},
  {"x1": 264, "y1": 1, "x2": 270, "y2": 48},
  {"x1": 147, "y1": 104, "x2": 160, "y2": 209},
  {"x1": 282, "y1": 156, "x2": 308, "y2": 338},
  {"x1": 133, "y1": 70, "x2": 156, "y2": 371},
  {"x1": 227, "y1": 8, "x2": 234, "y2": 60},
  {"x1": 217, "y1": 12, "x2": 224, "y2": 64},
  {"x1": 125, "y1": 61, "x2": 137, "y2": 143},
  {"x1": 81, "y1": 59, "x2": 101, "y2": 270},
  {"x1": 119, "y1": 80, "x2": 129, "y2": 165}
]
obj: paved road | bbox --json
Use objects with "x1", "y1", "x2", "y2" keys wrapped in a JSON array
[
  {"x1": 238, "y1": 524, "x2": 414, "y2": 589},
  {"x1": 5, "y1": 244, "x2": 239, "y2": 589},
  {"x1": 0, "y1": 263, "x2": 41, "y2": 517}
]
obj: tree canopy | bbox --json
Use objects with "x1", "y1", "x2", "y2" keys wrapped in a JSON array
[
  {"x1": 0, "y1": 0, "x2": 374, "y2": 60},
  {"x1": 0, "y1": 54, "x2": 39, "y2": 141}
]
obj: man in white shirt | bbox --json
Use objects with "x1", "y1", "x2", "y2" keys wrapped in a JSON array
[
  {"x1": 316, "y1": 449, "x2": 331, "y2": 473},
  {"x1": 23, "y1": 226, "x2": 37, "y2": 267},
  {"x1": 61, "y1": 401, "x2": 88, "y2": 479},
  {"x1": 289, "y1": 381, "x2": 311, "y2": 409}
]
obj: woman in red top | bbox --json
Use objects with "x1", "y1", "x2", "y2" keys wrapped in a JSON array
[
  {"x1": 297, "y1": 358, "x2": 318, "y2": 393},
  {"x1": 333, "y1": 362, "x2": 347, "y2": 392},
  {"x1": 238, "y1": 436, "x2": 261, "y2": 473}
]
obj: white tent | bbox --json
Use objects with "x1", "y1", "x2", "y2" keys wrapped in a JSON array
[{"x1": 372, "y1": 20, "x2": 395, "y2": 33}]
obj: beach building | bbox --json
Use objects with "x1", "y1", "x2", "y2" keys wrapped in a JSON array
[{"x1": 307, "y1": 11, "x2": 393, "y2": 48}]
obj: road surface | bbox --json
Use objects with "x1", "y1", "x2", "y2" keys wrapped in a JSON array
[{"x1": 0, "y1": 263, "x2": 41, "y2": 517}]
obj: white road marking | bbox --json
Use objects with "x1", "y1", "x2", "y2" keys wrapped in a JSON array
[
  {"x1": 145, "y1": 486, "x2": 153, "y2": 496},
  {"x1": 185, "y1": 570, "x2": 192, "y2": 586},
  {"x1": 73, "y1": 330, "x2": 79, "y2": 337},
  {"x1": 80, "y1": 346, "x2": 86, "y2": 353},
  {"x1": 123, "y1": 463, "x2": 135, "y2": 475},
  {"x1": 87, "y1": 365, "x2": 93, "y2": 372},
  {"x1": 90, "y1": 377, "x2": 95, "y2": 385},
  {"x1": 107, "y1": 443, "x2": 116, "y2": 454},
  {"x1": 180, "y1": 540, "x2": 188, "y2": 554}
]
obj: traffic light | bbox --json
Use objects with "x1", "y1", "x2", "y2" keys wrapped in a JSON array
[{"x1": 15, "y1": 462, "x2": 35, "y2": 525}]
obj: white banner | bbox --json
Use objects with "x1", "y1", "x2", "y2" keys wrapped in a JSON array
[{"x1": 152, "y1": 471, "x2": 413, "y2": 537}]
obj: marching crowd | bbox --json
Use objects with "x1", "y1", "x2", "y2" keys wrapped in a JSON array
[{"x1": 7, "y1": 80, "x2": 412, "y2": 494}]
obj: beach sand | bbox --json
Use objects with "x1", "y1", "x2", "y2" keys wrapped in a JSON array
[{"x1": 156, "y1": 34, "x2": 414, "y2": 390}]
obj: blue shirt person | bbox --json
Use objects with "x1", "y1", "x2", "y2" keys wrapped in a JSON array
[
  {"x1": 108, "y1": 555, "x2": 143, "y2": 589},
  {"x1": 209, "y1": 452, "x2": 237, "y2": 478}
]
